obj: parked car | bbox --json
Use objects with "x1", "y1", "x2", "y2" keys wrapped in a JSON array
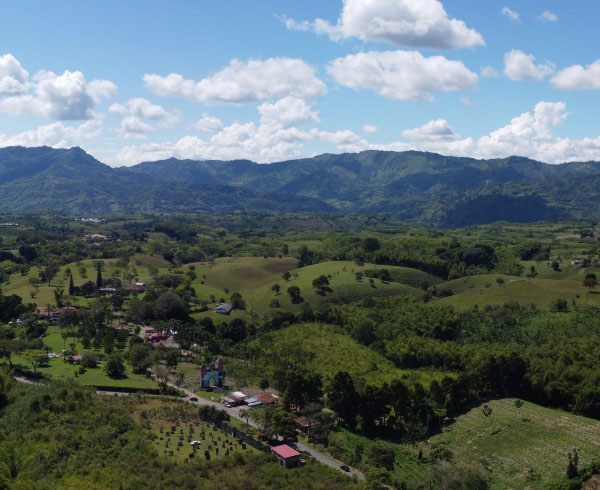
[
  {"x1": 340, "y1": 465, "x2": 350, "y2": 472},
  {"x1": 190, "y1": 440, "x2": 201, "y2": 446},
  {"x1": 189, "y1": 397, "x2": 198, "y2": 402}
]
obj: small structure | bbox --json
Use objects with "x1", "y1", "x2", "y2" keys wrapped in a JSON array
[
  {"x1": 99, "y1": 287, "x2": 117, "y2": 295},
  {"x1": 214, "y1": 303, "x2": 233, "y2": 315},
  {"x1": 294, "y1": 416, "x2": 319, "y2": 438},
  {"x1": 126, "y1": 283, "x2": 147, "y2": 294},
  {"x1": 69, "y1": 354, "x2": 83, "y2": 364},
  {"x1": 222, "y1": 391, "x2": 247, "y2": 407},
  {"x1": 256, "y1": 391, "x2": 278, "y2": 406},
  {"x1": 271, "y1": 445, "x2": 301, "y2": 468},
  {"x1": 200, "y1": 359, "x2": 225, "y2": 390},
  {"x1": 244, "y1": 396, "x2": 262, "y2": 408}
]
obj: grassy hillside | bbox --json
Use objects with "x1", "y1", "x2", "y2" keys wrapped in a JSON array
[
  {"x1": 236, "y1": 323, "x2": 451, "y2": 389},
  {"x1": 433, "y1": 273, "x2": 600, "y2": 310},
  {"x1": 429, "y1": 398, "x2": 600, "y2": 489}
]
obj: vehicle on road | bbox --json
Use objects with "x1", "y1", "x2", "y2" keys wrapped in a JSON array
[
  {"x1": 189, "y1": 397, "x2": 198, "y2": 402},
  {"x1": 340, "y1": 465, "x2": 350, "y2": 472}
]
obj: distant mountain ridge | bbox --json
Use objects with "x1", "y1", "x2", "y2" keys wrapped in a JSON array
[{"x1": 2, "y1": 145, "x2": 600, "y2": 226}]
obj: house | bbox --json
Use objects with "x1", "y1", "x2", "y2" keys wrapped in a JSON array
[
  {"x1": 69, "y1": 354, "x2": 83, "y2": 364},
  {"x1": 221, "y1": 391, "x2": 247, "y2": 406},
  {"x1": 294, "y1": 416, "x2": 319, "y2": 437},
  {"x1": 125, "y1": 283, "x2": 147, "y2": 294},
  {"x1": 214, "y1": 303, "x2": 233, "y2": 315},
  {"x1": 271, "y1": 445, "x2": 301, "y2": 468},
  {"x1": 256, "y1": 391, "x2": 278, "y2": 406}
]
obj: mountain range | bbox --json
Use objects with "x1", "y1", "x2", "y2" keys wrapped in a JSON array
[{"x1": 1, "y1": 145, "x2": 600, "y2": 227}]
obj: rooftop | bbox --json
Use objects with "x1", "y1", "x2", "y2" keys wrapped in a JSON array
[{"x1": 272, "y1": 444, "x2": 301, "y2": 459}]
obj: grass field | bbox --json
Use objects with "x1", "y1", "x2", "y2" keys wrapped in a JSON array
[
  {"x1": 149, "y1": 422, "x2": 258, "y2": 464},
  {"x1": 433, "y1": 273, "x2": 600, "y2": 310},
  {"x1": 239, "y1": 323, "x2": 452, "y2": 389},
  {"x1": 10, "y1": 326, "x2": 157, "y2": 390},
  {"x1": 429, "y1": 398, "x2": 600, "y2": 489}
]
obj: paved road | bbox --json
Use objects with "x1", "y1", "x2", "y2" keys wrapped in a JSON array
[
  {"x1": 174, "y1": 384, "x2": 364, "y2": 480},
  {"x1": 13, "y1": 375, "x2": 364, "y2": 480}
]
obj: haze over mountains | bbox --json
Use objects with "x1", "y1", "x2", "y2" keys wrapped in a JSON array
[{"x1": 2, "y1": 145, "x2": 600, "y2": 227}]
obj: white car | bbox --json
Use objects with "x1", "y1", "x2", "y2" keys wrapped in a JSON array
[{"x1": 190, "y1": 441, "x2": 201, "y2": 447}]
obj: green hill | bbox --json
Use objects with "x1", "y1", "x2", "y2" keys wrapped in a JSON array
[{"x1": 6, "y1": 146, "x2": 600, "y2": 224}]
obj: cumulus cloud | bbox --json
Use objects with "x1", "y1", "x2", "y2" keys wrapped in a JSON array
[
  {"x1": 480, "y1": 66, "x2": 499, "y2": 78},
  {"x1": 538, "y1": 11, "x2": 557, "y2": 22},
  {"x1": 109, "y1": 98, "x2": 180, "y2": 139},
  {"x1": 504, "y1": 49, "x2": 555, "y2": 81},
  {"x1": 258, "y1": 97, "x2": 319, "y2": 128},
  {"x1": 327, "y1": 50, "x2": 478, "y2": 101},
  {"x1": 144, "y1": 57, "x2": 326, "y2": 105},
  {"x1": 0, "y1": 63, "x2": 117, "y2": 120},
  {"x1": 501, "y1": 7, "x2": 520, "y2": 22},
  {"x1": 378, "y1": 101, "x2": 600, "y2": 164},
  {"x1": 363, "y1": 124, "x2": 378, "y2": 134},
  {"x1": 0, "y1": 119, "x2": 103, "y2": 148},
  {"x1": 190, "y1": 115, "x2": 224, "y2": 133},
  {"x1": 551, "y1": 60, "x2": 600, "y2": 90},
  {"x1": 0, "y1": 54, "x2": 29, "y2": 95},
  {"x1": 402, "y1": 119, "x2": 461, "y2": 141},
  {"x1": 111, "y1": 97, "x2": 367, "y2": 166},
  {"x1": 283, "y1": 0, "x2": 484, "y2": 49}
]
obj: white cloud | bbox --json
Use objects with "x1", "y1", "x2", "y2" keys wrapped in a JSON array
[
  {"x1": 144, "y1": 57, "x2": 326, "y2": 105},
  {"x1": 459, "y1": 96, "x2": 472, "y2": 106},
  {"x1": 327, "y1": 50, "x2": 478, "y2": 101},
  {"x1": 363, "y1": 124, "x2": 378, "y2": 134},
  {"x1": 402, "y1": 119, "x2": 461, "y2": 141},
  {"x1": 480, "y1": 66, "x2": 499, "y2": 78},
  {"x1": 109, "y1": 97, "x2": 180, "y2": 139},
  {"x1": 538, "y1": 11, "x2": 557, "y2": 22},
  {"x1": 0, "y1": 54, "x2": 29, "y2": 95},
  {"x1": 0, "y1": 67, "x2": 117, "y2": 120},
  {"x1": 283, "y1": 0, "x2": 484, "y2": 49},
  {"x1": 504, "y1": 49, "x2": 554, "y2": 81},
  {"x1": 258, "y1": 96, "x2": 319, "y2": 128},
  {"x1": 0, "y1": 119, "x2": 103, "y2": 148},
  {"x1": 551, "y1": 60, "x2": 600, "y2": 90},
  {"x1": 190, "y1": 115, "x2": 224, "y2": 133},
  {"x1": 112, "y1": 97, "x2": 368, "y2": 166},
  {"x1": 379, "y1": 101, "x2": 600, "y2": 164},
  {"x1": 501, "y1": 7, "x2": 520, "y2": 22}
]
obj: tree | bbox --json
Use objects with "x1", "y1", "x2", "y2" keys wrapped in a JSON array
[
  {"x1": 481, "y1": 404, "x2": 493, "y2": 428},
  {"x1": 282, "y1": 272, "x2": 291, "y2": 281},
  {"x1": 239, "y1": 408, "x2": 251, "y2": 429},
  {"x1": 68, "y1": 274, "x2": 75, "y2": 296},
  {"x1": 584, "y1": 273, "x2": 597, "y2": 293},
  {"x1": 105, "y1": 352, "x2": 125, "y2": 378},
  {"x1": 96, "y1": 262, "x2": 103, "y2": 291},
  {"x1": 271, "y1": 283, "x2": 281, "y2": 295},
  {"x1": 153, "y1": 363, "x2": 170, "y2": 391},
  {"x1": 41, "y1": 261, "x2": 60, "y2": 286},
  {"x1": 311, "y1": 275, "x2": 329, "y2": 290},
  {"x1": 566, "y1": 450, "x2": 579, "y2": 479},
  {"x1": 496, "y1": 277, "x2": 505, "y2": 287},
  {"x1": 514, "y1": 399, "x2": 524, "y2": 420},
  {"x1": 128, "y1": 343, "x2": 152, "y2": 374},
  {"x1": 259, "y1": 378, "x2": 270, "y2": 392},
  {"x1": 526, "y1": 266, "x2": 537, "y2": 283},
  {"x1": 327, "y1": 371, "x2": 359, "y2": 428},
  {"x1": 287, "y1": 286, "x2": 303, "y2": 304},
  {"x1": 22, "y1": 349, "x2": 47, "y2": 374},
  {"x1": 53, "y1": 288, "x2": 65, "y2": 308}
]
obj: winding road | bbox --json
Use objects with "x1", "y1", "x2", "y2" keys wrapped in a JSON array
[{"x1": 13, "y1": 375, "x2": 364, "y2": 480}]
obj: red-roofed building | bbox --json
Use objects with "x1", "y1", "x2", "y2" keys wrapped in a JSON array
[
  {"x1": 271, "y1": 445, "x2": 301, "y2": 468},
  {"x1": 256, "y1": 391, "x2": 278, "y2": 406}
]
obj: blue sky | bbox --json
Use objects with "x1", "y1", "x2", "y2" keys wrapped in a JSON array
[{"x1": 1, "y1": 0, "x2": 600, "y2": 166}]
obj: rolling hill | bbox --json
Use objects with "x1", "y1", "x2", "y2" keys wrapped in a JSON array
[{"x1": 3, "y1": 145, "x2": 600, "y2": 225}]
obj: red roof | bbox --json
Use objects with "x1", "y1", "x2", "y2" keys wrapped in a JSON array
[
  {"x1": 256, "y1": 392, "x2": 278, "y2": 405},
  {"x1": 272, "y1": 445, "x2": 300, "y2": 459}
]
